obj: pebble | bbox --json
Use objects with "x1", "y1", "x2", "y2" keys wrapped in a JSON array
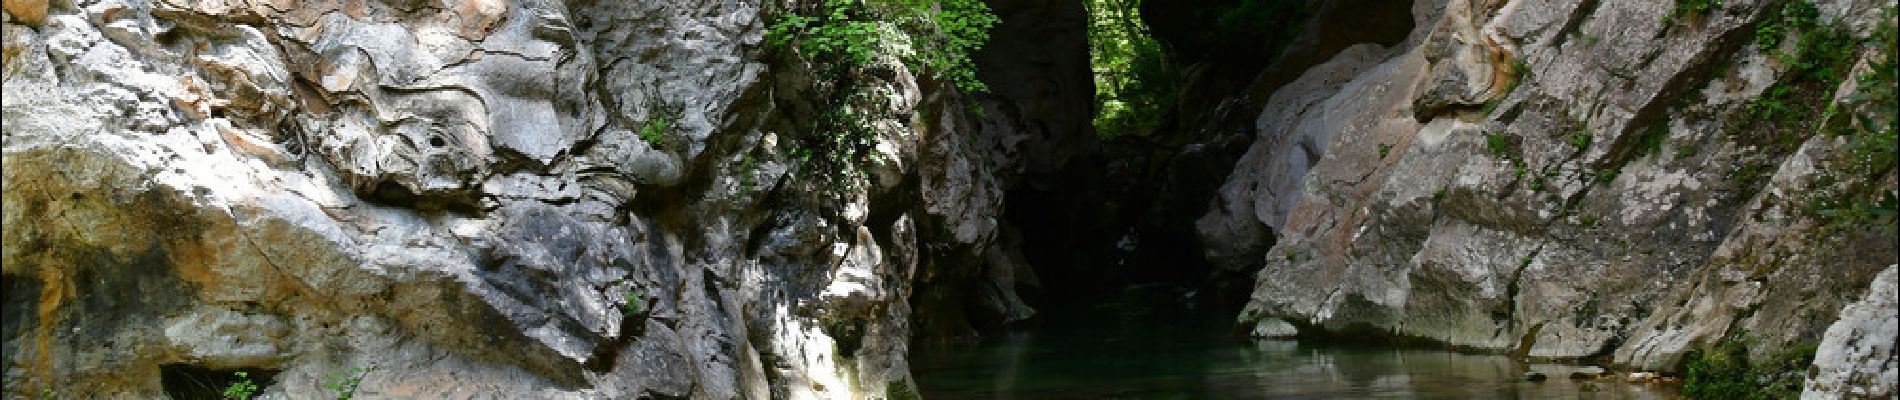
[
  {"x1": 1627, "y1": 371, "x2": 1657, "y2": 382},
  {"x1": 1524, "y1": 372, "x2": 1548, "y2": 382}
]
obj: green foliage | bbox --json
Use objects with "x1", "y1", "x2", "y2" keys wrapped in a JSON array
[
  {"x1": 1486, "y1": 132, "x2": 1512, "y2": 157},
  {"x1": 886, "y1": 380, "x2": 920, "y2": 400},
  {"x1": 1579, "y1": 214, "x2": 1598, "y2": 228},
  {"x1": 1484, "y1": 58, "x2": 1530, "y2": 115},
  {"x1": 323, "y1": 366, "x2": 371, "y2": 400},
  {"x1": 1808, "y1": 7, "x2": 1899, "y2": 233},
  {"x1": 1682, "y1": 334, "x2": 1816, "y2": 399},
  {"x1": 636, "y1": 92, "x2": 684, "y2": 150},
  {"x1": 1665, "y1": 0, "x2": 1721, "y2": 22},
  {"x1": 623, "y1": 287, "x2": 644, "y2": 316},
  {"x1": 222, "y1": 372, "x2": 258, "y2": 400},
  {"x1": 1377, "y1": 143, "x2": 1392, "y2": 159},
  {"x1": 1568, "y1": 129, "x2": 1593, "y2": 148},
  {"x1": 1731, "y1": 161, "x2": 1772, "y2": 189},
  {"x1": 767, "y1": 0, "x2": 1000, "y2": 93},
  {"x1": 737, "y1": 153, "x2": 760, "y2": 189},
  {"x1": 767, "y1": 1, "x2": 988, "y2": 191},
  {"x1": 1480, "y1": 101, "x2": 1501, "y2": 116},
  {"x1": 1087, "y1": 0, "x2": 1174, "y2": 138},
  {"x1": 1739, "y1": 2, "x2": 1900, "y2": 233},
  {"x1": 790, "y1": 88, "x2": 887, "y2": 191},
  {"x1": 1636, "y1": 123, "x2": 1669, "y2": 159},
  {"x1": 1754, "y1": 0, "x2": 1818, "y2": 51},
  {"x1": 1743, "y1": 1, "x2": 1855, "y2": 130},
  {"x1": 639, "y1": 115, "x2": 672, "y2": 148},
  {"x1": 1432, "y1": 187, "x2": 1446, "y2": 201},
  {"x1": 929, "y1": 0, "x2": 1000, "y2": 92},
  {"x1": 1675, "y1": 142, "x2": 1700, "y2": 160},
  {"x1": 1596, "y1": 165, "x2": 1623, "y2": 184},
  {"x1": 1509, "y1": 58, "x2": 1530, "y2": 90}
]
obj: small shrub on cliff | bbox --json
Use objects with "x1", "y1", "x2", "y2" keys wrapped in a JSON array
[
  {"x1": 1681, "y1": 334, "x2": 1815, "y2": 399},
  {"x1": 1808, "y1": 6, "x2": 1900, "y2": 234},
  {"x1": 1636, "y1": 122, "x2": 1669, "y2": 159},
  {"x1": 1665, "y1": 0, "x2": 1721, "y2": 22},
  {"x1": 624, "y1": 287, "x2": 645, "y2": 316},
  {"x1": 766, "y1": 0, "x2": 996, "y2": 191},
  {"x1": 637, "y1": 91, "x2": 685, "y2": 150},
  {"x1": 639, "y1": 115, "x2": 672, "y2": 148},
  {"x1": 222, "y1": 372, "x2": 257, "y2": 400},
  {"x1": 886, "y1": 379, "x2": 920, "y2": 400},
  {"x1": 323, "y1": 365, "x2": 371, "y2": 400},
  {"x1": 1754, "y1": 0, "x2": 1818, "y2": 52},
  {"x1": 767, "y1": 0, "x2": 999, "y2": 94},
  {"x1": 1568, "y1": 129, "x2": 1593, "y2": 148},
  {"x1": 1485, "y1": 132, "x2": 1511, "y2": 157}
]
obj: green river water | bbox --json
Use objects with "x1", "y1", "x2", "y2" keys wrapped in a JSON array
[{"x1": 912, "y1": 303, "x2": 1677, "y2": 399}]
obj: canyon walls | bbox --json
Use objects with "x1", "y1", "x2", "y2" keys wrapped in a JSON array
[
  {"x1": 1209, "y1": 0, "x2": 1896, "y2": 386},
  {"x1": 1, "y1": 0, "x2": 1090, "y2": 397}
]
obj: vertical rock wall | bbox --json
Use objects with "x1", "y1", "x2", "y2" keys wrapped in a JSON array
[
  {"x1": 0, "y1": 0, "x2": 1090, "y2": 398},
  {"x1": 1210, "y1": 0, "x2": 1897, "y2": 385}
]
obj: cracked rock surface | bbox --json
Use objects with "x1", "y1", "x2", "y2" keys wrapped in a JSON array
[
  {"x1": 1207, "y1": 0, "x2": 1898, "y2": 385},
  {"x1": 2, "y1": 0, "x2": 1089, "y2": 397}
]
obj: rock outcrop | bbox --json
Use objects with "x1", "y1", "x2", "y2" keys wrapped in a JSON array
[
  {"x1": 1, "y1": 0, "x2": 1088, "y2": 398},
  {"x1": 1803, "y1": 265, "x2": 1898, "y2": 399},
  {"x1": 6, "y1": 0, "x2": 1896, "y2": 396},
  {"x1": 1213, "y1": 0, "x2": 1898, "y2": 377}
]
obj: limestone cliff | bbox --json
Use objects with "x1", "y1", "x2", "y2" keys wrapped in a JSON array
[
  {"x1": 5, "y1": 0, "x2": 1896, "y2": 397},
  {"x1": 1209, "y1": 0, "x2": 1897, "y2": 383},
  {"x1": 1, "y1": 0, "x2": 1088, "y2": 397}
]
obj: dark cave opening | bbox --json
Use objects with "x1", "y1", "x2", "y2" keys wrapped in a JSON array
[
  {"x1": 965, "y1": 0, "x2": 1419, "y2": 331},
  {"x1": 159, "y1": 364, "x2": 281, "y2": 400}
]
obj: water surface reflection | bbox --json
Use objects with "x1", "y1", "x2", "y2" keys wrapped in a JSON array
[{"x1": 913, "y1": 306, "x2": 1674, "y2": 399}]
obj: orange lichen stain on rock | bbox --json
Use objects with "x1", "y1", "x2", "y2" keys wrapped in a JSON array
[
  {"x1": 2, "y1": 0, "x2": 48, "y2": 26},
  {"x1": 1482, "y1": 35, "x2": 1517, "y2": 101},
  {"x1": 218, "y1": 123, "x2": 293, "y2": 165},
  {"x1": 33, "y1": 257, "x2": 68, "y2": 389},
  {"x1": 453, "y1": 0, "x2": 508, "y2": 39},
  {"x1": 161, "y1": 208, "x2": 231, "y2": 301},
  {"x1": 343, "y1": 0, "x2": 367, "y2": 20}
]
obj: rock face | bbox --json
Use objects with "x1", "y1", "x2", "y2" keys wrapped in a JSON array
[
  {"x1": 1214, "y1": 0, "x2": 1898, "y2": 374},
  {"x1": 5, "y1": 0, "x2": 1895, "y2": 396},
  {"x1": 1803, "y1": 265, "x2": 1898, "y2": 399},
  {"x1": 1, "y1": 0, "x2": 1088, "y2": 398}
]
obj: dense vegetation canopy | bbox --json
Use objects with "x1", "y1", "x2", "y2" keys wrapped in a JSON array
[
  {"x1": 1085, "y1": 0, "x2": 1173, "y2": 138},
  {"x1": 765, "y1": 0, "x2": 1000, "y2": 190}
]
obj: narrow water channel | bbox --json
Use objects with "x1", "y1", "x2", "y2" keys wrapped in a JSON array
[{"x1": 911, "y1": 301, "x2": 1678, "y2": 399}]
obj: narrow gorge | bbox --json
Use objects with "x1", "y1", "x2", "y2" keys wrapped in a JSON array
[{"x1": 2, "y1": 0, "x2": 1895, "y2": 398}]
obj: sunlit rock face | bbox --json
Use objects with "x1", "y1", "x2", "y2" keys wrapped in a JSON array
[
  {"x1": 0, "y1": 0, "x2": 1089, "y2": 397},
  {"x1": 1214, "y1": 0, "x2": 1896, "y2": 384},
  {"x1": 1803, "y1": 265, "x2": 1898, "y2": 399}
]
